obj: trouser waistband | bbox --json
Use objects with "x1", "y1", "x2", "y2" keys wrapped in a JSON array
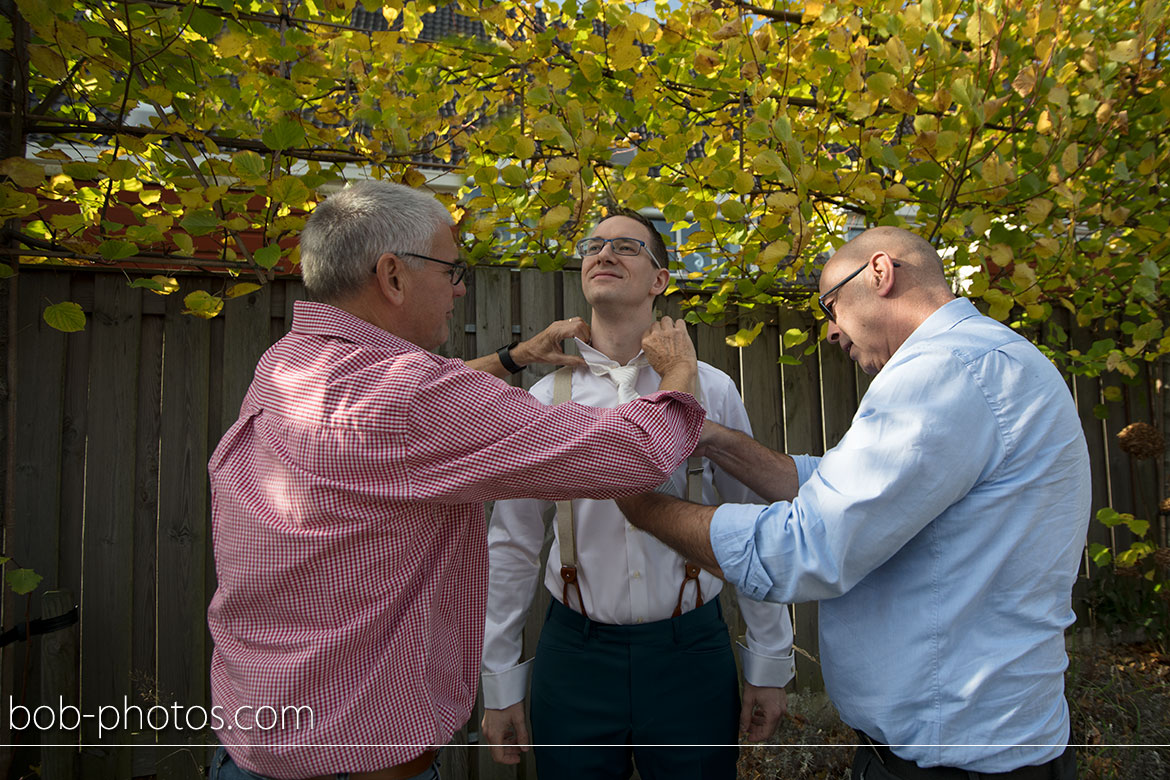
[
  {"x1": 547, "y1": 595, "x2": 723, "y2": 643},
  {"x1": 855, "y1": 731, "x2": 1075, "y2": 780}
]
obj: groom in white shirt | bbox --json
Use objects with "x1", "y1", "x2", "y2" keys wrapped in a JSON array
[{"x1": 479, "y1": 210, "x2": 795, "y2": 779}]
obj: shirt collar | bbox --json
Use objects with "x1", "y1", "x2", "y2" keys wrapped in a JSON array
[
  {"x1": 290, "y1": 300, "x2": 420, "y2": 353},
  {"x1": 896, "y1": 297, "x2": 980, "y2": 356},
  {"x1": 573, "y1": 337, "x2": 649, "y2": 369}
]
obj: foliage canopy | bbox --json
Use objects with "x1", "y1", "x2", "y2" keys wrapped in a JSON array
[{"x1": 1, "y1": 0, "x2": 1167, "y2": 383}]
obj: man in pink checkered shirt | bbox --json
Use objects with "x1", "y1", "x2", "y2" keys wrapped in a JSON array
[{"x1": 206, "y1": 181, "x2": 706, "y2": 780}]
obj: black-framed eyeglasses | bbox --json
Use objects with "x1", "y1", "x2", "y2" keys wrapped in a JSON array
[
  {"x1": 373, "y1": 252, "x2": 468, "y2": 286},
  {"x1": 817, "y1": 260, "x2": 901, "y2": 322},
  {"x1": 575, "y1": 236, "x2": 661, "y2": 268}
]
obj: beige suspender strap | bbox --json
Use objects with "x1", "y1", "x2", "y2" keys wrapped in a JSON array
[
  {"x1": 552, "y1": 365, "x2": 708, "y2": 619},
  {"x1": 551, "y1": 367, "x2": 586, "y2": 617}
]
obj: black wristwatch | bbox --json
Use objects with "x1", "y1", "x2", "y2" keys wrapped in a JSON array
[{"x1": 496, "y1": 341, "x2": 524, "y2": 374}]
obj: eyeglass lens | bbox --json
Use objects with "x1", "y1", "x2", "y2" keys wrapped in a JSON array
[{"x1": 578, "y1": 237, "x2": 643, "y2": 256}]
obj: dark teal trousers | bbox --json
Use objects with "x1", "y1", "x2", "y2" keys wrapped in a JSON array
[{"x1": 529, "y1": 598, "x2": 740, "y2": 780}]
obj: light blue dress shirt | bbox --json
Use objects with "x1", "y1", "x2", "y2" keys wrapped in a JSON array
[{"x1": 711, "y1": 298, "x2": 1091, "y2": 772}]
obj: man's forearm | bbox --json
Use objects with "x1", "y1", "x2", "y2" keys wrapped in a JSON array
[
  {"x1": 614, "y1": 493, "x2": 722, "y2": 576},
  {"x1": 465, "y1": 352, "x2": 512, "y2": 379},
  {"x1": 702, "y1": 422, "x2": 800, "y2": 502},
  {"x1": 656, "y1": 364, "x2": 698, "y2": 397}
]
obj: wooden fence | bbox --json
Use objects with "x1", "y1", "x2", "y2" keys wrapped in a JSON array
[{"x1": 0, "y1": 266, "x2": 1163, "y2": 780}]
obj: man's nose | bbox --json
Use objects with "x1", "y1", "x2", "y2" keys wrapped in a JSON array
[
  {"x1": 453, "y1": 277, "x2": 468, "y2": 298},
  {"x1": 826, "y1": 321, "x2": 841, "y2": 344},
  {"x1": 597, "y1": 245, "x2": 619, "y2": 263}
]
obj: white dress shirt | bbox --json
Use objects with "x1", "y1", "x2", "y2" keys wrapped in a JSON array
[{"x1": 482, "y1": 339, "x2": 796, "y2": 709}]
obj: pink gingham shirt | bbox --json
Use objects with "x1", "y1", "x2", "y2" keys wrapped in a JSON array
[{"x1": 207, "y1": 301, "x2": 703, "y2": 779}]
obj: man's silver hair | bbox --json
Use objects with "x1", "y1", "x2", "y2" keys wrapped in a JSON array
[{"x1": 299, "y1": 180, "x2": 454, "y2": 302}]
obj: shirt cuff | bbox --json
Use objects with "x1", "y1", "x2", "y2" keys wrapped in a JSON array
[
  {"x1": 791, "y1": 453, "x2": 819, "y2": 485},
  {"x1": 710, "y1": 503, "x2": 775, "y2": 601},
  {"x1": 480, "y1": 659, "x2": 533, "y2": 710},
  {"x1": 737, "y1": 641, "x2": 796, "y2": 688}
]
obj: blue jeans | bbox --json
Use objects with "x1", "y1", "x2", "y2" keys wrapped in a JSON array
[{"x1": 209, "y1": 745, "x2": 440, "y2": 780}]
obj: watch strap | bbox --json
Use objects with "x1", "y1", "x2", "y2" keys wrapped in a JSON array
[{"x1": 497, "y1": 341, "x2": 524, "y2": 374}]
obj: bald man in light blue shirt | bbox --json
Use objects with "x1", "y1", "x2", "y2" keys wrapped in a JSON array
[{"x1": 618, "y1": 227, "x2": 1089, "y2": 779}]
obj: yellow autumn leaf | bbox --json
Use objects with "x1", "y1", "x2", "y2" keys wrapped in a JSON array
[
  {"x1": 712, "y1": 20, "x2": 741, "y2": 41},
  {"x1": 541, "y1": 205, "x2": 572, "y2": 232},
  {"x1": 547, "y1": 157, "x2": 581, "y2": 178},
  {"x1": 1024, "y1": 198, "x2": 1053, "y2": 224},
  {"x1": 1011, "y1": 67, "x2": 1036, "y2": 98},
  {"x1": 983, "y1": 289, "x2": 1013, "y2": 322},
  {"x1": 514, "y1": 136, "x2": 536, "y2": 160},
  {"x1": 1060, "y1": 143, "x2": 1079, "y2": 174},
  {"x1": 802, "y1": 1, "x2": 825, "y2": 22},
  {"x1": 215, "y1": 30, "x2": 249, "y2": 58},
  {"x1": 1036, "y1": 109, "x2": 1053, "y2": 134},
  {"x1": 0, "y1": 157, "x2": 44, "y2": 188},
  {"x1": 1106, "y1": 39, "x2": 1139, "y2": 63},
  {"x1": 889, "y1": 88, "x2": 918, "y2": 114},
  {"x1": 725, "y1": 321, "x2": 764, "y2": 347},
  {"x1": 151, "y1": 275, "x2": 179, "y2": 294},
  {"x1": 226, "y1": 283, "x2": 262, "y2": 299},
  {"x1": 757, "y1": 240, "x2": 791, "y2": 271},
  {"x1": 611, "y1": 43, "x2": 642, "y2": 71}
]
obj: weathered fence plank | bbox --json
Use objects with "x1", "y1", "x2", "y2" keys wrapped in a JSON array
[
  {"x1": 79, "y1": 274, "x2": 140, "y2": 779},
  {"x1": 10, "y1": 273, "x2": 70, "y2": 756},
  {"x1": 154, "y1": 290, "x2": 214, "y2": 779},
  {"x1": 131, "y1": 309, "x2": 163, "y2": 756},
  {"x1": 40, "y1": 589, "x2": 78, "y2": 780},
  {"x1": 778, "y1": 309, "x2": 824, "y2": 693}
]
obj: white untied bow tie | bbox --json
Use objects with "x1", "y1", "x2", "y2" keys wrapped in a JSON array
[{"x1": 588, "y1": 357, "x2": 649, "y2": 404}]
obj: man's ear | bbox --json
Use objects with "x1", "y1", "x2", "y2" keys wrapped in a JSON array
[
  {"x1": 374, "y1": 252, "x2": 407, "y2": 305},
  {"x1": 872, "y1": 252, "x2": 897, "y2": 298},
  {"x1": 650, "y1": 266, "x2": 671, "y2": 296}
]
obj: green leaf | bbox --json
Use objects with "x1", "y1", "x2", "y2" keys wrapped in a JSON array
[
  {"x1": 43, "y1": 302, "x2": 86, "y2": 332},
  {"x1": 232, "y1": 151, "x2": 268, "y2": 181},
  {"x1": 62, "y1": 161, "x2": 101, "y2": 180},
  {"x1": 720, "y1": 200, "x2": 745, "y2": 222},
  {"x1": 782, "y1": 327, "x2": 808, "y2": 349},
  {"x1": 261, "y1": 120, "x2": 306, "y2": 151},
  {"x1": 0, "y1": 263, "x2": 15, "y2": 279},
  {"x1": 5, "y1": 567, "x2": 42, "y2": 595},
  {"x1": 190, "y1": 6, "x2": 224, "y2": 38},
  {"x1": 267, "y1": 176, "x2": 310, "y2": 206},
  {"x1": 173, "y1": 233, "x2": 195, "y2": 256},
  {"x1": 252, "y1": 245, "x2": 281, "y2": 269},
  {"x1": 98, "y1": 240, "x2": 138, "y2": 261},
  {"x1": 183, "y1": 290, "x2": 224, "y2": 319},
  {"x1": 1125, "y1": 517, "x2": 1150, "y2": 537},
  {"x1": 180, "y1": 209, "x2": 220, "y2": 236},
  {"x1": 1087, "y1": 543, "x2": 1112, "y2": 567},
  {"x1": 129, "y1": 275, "x2": 179, "y2": 295}
]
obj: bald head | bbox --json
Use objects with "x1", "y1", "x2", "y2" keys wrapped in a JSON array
[
  {"x1": 829, "y1": 226, "x2": 948, "y2": 290},
  {"x1": 820, "y1": 226, "x2": 956, "y2": 375}
]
